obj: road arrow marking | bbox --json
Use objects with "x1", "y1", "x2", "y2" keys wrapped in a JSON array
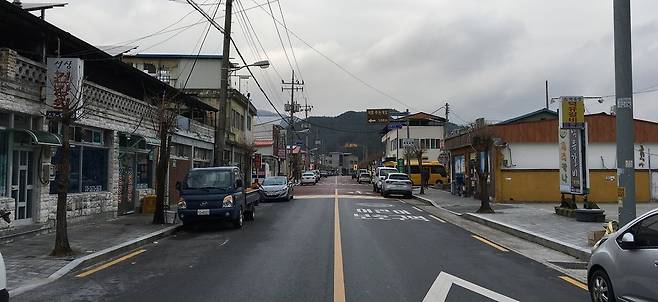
[{"x1": 422, "y1": 272, "x2": 519, "y2": 302}]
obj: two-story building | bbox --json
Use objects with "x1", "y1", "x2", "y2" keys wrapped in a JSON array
[{"x1": 381, "y1": 112, "x2": 447, "y2": 162}]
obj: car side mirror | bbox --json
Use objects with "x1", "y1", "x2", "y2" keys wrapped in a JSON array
[
  {"x1": 236, "y1": 179, "x2": 243, "y2": 188},
  {"x1": 619, "y1": 232, "x2": 636, "y2": 249},
  {"x1": 175, "y1": 181, "x2": 182, "y2": 191}
]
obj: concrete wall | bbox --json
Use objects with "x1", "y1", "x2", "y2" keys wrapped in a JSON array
[{"x1": 495, "y1": 169, "x2": 652, "y2": 203}]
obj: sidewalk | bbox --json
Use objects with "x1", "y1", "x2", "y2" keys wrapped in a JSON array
[
  {"x1": 1, "y1": 214, "x2": 180, "y2": 295},
  {"x1": 415, "y1": 188, "x2": 658, "y2": 260}
]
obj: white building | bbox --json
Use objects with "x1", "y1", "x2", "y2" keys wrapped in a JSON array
[{"x1": 381, "y1": 112, "x2": 446, "y2": 162}]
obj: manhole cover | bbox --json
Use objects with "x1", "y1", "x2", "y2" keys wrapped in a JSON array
[
  {"x1": 548, "y1": 261, "x2": 588, "y2": 270},
  {"x1": 355, "y1": 203, "x2": 393, "y2": 208}
]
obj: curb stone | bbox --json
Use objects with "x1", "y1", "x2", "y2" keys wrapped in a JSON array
[
  {"x1": 8, "y1": 224, "x2": 182, "y2": 297},
  {"x1": 462, "y1": 213, "x2": 591, "y2": 261}
]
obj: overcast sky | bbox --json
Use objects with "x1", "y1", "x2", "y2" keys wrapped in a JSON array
[{"x1": 37, "y1": 0, "x2": 658, "y2": 123}]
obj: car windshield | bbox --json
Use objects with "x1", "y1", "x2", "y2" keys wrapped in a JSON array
[
  {"x1": 360, "y1": 173, "x2": 370, "y2": 177},
  {"x1": 262, "y1": 177, "x2": 287, "y2": 186},
  {"x1": 184, "y1": 170, "x2": 232, "y2": 189},
  {"x1": 388, "y1": 174, "x2": 409, "y2": 180}
]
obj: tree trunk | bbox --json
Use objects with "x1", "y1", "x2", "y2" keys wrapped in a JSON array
[
  {"x1": 52, "y1": 120, "x2": 73, "y2": 256},
  {"x1": 152, "y1": 126, "x2": 169, "y2": 224},
  {"x1": 476, "y1": 150, "x2": 494, "y2": 214}
]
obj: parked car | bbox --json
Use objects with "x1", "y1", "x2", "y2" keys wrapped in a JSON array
[
  {"x1": 176, "y1": 167, "x2": 260, "y2": 228},
  {"x1": 0, "y1": 251, "x2": 7, "y2": 302},
  {"x1": 587, "y1": 208, "x2": 658, "y2": 302},
  {"x1": 301, "y1": 172, "x2": 317, "y2": 185},
  {"x1": 381, "y1": 173, "x2": 413, "y2": 198},
  {"x1": 373, "y1": 167, "x2": 399, "y2": 192},
  {"x1": 357, "y1": 173, "x2": 371, "y2": 184},
  {"x1": 320, "y1": 171, "x2": 328, "y2": 178},
  {"x1": 260, "y1": 176, "x2": 294, "y2": 201}
]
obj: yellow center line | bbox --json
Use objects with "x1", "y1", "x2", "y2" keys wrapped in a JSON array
[
  {"x1": 334, "y1": 188, "x2": 346, "y2": 302},
  {"x1": 559, "y1": 276, "x2": 588, "y2": 291},
  {"x1": 76, "y1": 249, "x2": 147, "y2": 278},
  {"x1": 472, "y1": 235, "x2": 509, "y2": 252}
]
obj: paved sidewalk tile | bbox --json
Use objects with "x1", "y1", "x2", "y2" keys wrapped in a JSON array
[
  {"x1": 418, "y1": 188, "x2": 658, "y2": 253},
  {"x1": 1, "y1": 214, "x2": 172, "y2": 291}
]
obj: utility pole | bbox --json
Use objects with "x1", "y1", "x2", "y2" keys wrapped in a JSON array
[
  {"x1": 282, "y1": 70, "x2": 304, "y2": 179},
  {"x1": 214, "y1": 0, "x2": 233, "y2": 166},
  {"x1": 614, "y1": 0, "x2": 636, "y2": 226},
  {"x1": 405, "y1": 108, "x2": 410, "y2": 175},
  {"x1": 303, "y1": 98, "x2": 313, "y2": 170},
  {"x1": 444, "y1": 102, "x2": 450, "y2": 141}
]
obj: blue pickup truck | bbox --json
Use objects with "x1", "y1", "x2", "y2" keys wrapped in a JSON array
[{"x1": 176, "y1": 166, "x2": 261, "y2": 228}]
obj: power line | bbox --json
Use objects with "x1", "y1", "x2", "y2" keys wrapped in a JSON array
[
  {"x1": 182, "y1": 1, "x2": 222, "y2": 90},
  {"x1": 266, "y1": 0, "x2": 294, "y2": 72},
  {"x1": 250, "y1": 0, "x2": 419, "y2": 112}
]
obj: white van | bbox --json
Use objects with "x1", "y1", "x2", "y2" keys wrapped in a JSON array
[{"x1": 373, "y1": 167, "x2": 398, "y2": 192}]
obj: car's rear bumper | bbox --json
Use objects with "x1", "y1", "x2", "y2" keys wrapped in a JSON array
[
  {"x1": 178, "y1": 208, "x2": 239, "y2": 222},
  {"x1": 300, "y1": 179, "x2": 315, "y2": 184}
]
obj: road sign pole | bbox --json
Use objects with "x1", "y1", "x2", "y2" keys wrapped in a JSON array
[{"x1": 614, "y1": 0, "x2": 636, "y2": 226}]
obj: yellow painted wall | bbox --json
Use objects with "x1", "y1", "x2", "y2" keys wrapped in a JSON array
[{"x1": 496, "y1": 169, "x2": 651, "y2": 203}]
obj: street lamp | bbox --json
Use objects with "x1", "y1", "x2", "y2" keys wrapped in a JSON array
[{"x1": 231, "y1": 60, "x2": 270, "y2": 71}]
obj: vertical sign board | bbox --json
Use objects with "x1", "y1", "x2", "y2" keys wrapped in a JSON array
[
  {"x1": 559, "y1": 96, "x2": 585, "y2": 129},
  {"x1": 46, "y1": 58, "x2": 84, "y2": 119},
  {"x1": 558, "y1": 126, "x2": 589, "y2": 194}
]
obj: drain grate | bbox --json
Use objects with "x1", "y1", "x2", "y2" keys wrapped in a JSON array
[{"x1": 549, "y1": 261, "x2": 588, "y2": 270}]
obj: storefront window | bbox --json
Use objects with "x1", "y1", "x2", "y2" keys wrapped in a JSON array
[
  {"x1": 50, "y1": 146, "x2": 107, "y2": 194},
  {"x1": 81, "y1": 147, "x2": 108, "y2": 192},
  {"x1": 0, "y1": 130, "x2": 7, "y2": 196},
  {"x1": 136, "y1": 153, "x2": 152, "y2": 189}
]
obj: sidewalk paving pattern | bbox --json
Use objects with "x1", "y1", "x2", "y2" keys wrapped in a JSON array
[
  {"x1": 2, "y1": 214, "x2": 176, "y2": 292},
  {"x1": 416, "y1": 188, "x2": 658, "y2": 259}
]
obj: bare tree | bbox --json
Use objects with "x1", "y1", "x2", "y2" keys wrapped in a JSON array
[
  {"x1": 470, "y1": 124, "x2": 494, "y2": 214},
  {"x1": 147, "y1": 92, "x2": 182, "y2": 224},
  {"x1": 45, "y1": 63, "x2": 96, "y2": 256}
]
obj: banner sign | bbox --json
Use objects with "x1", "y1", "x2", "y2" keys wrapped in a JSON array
[
  {"x1": 366, "y1": 109, "x2": 391, "y2": 123},
  {"x1": 254, "y1": 153, "x2": 262, "y2": 170},
  {"x1": 46, "y1": 58, "x2": 84, "y2": 118},
  {"x1": 559, "y1": 127, "x2": 589, "y2": 194},
  {"x1": 559, "y1": 96, "x2": 585, "y2": 129}
]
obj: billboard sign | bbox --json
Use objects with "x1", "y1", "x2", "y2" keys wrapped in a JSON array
[
  {"x1": 46, "y1": 58, "x2": 84, "y2": 118},
  {"x1": 559, "y1": 127, "x2": 589, "y2": 194},
  {"x1": 366, "y1": 109, "x2": 391, "y2": 123},
  {"x1": 559, "y1": 96, "x2": 585, "y2": 129}
]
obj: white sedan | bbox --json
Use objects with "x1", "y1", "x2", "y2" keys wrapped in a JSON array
[{"x1": 301, "y1": 172, "x2": 317, "y2": 185}]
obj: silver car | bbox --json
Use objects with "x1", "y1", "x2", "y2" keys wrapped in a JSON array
[
  {"x1": 587, "y1": 208, "x2": 658, "y2": 302},
  {"x1": 260, "y1": 176, "x2": 294, "y2": 201}
]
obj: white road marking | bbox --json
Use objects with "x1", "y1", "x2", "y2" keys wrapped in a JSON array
[
  {"x1": 218, "y1": 239, "x2": 229, "y2": 247},
  {"x1": 429, "y1": 215, "x2": 446, "y2": 223},
  {"x1": 422, "y1": 272, "x2": 519, "y2": 302},
  {"x1": 356, "y1": 191, "x2": 362, "y2": 194},
  {"x1": 412, "y1": 206, "x2": 422, "y2": 212}
]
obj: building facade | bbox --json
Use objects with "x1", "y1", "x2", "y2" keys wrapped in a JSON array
[
  {"x1": 381, "y1": 112, "x2": 446, "y2": 162},
  {"x1": 445, "y1": 110, "x2": 658, "y2": 203},
  {"x1": 0, "y1": 2, "x2": 215, "y2": 231}
]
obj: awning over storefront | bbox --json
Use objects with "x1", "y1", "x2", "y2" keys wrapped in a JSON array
[
  {"x1": 143, "y1": 136, "x2": 161, "y2": 146},
  {"x1": 17, "y1": 129, "x2": 62, "y2": 147}
]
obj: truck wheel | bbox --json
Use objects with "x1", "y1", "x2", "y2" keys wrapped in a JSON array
[
  {"x1": 233, "y1": 208, "x2": 244, "y2": 229},
  {"x1": 244, "y1": 207, "x2": 255, "y2": 221}
]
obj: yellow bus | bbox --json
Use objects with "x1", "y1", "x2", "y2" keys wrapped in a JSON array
[{"x1": 407, "y1": 160, "x2": 448, "y2": 186}]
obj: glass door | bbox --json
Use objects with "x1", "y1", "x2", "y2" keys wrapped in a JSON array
[{"x1": 11, "y1": 149, "x2": 34, "y2": 222}]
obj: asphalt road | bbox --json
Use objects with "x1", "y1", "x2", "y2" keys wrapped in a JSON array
[{"x1": 14, "y1": 176, "x2": 590, "y2": 302}]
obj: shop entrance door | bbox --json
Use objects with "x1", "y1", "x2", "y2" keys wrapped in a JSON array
[
  {"x1": 118, "y1": 153, "x2": 136, "y2": 215},
  {"x1": 11, "y1": 149, "x2": 34, "y2": 223}
]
